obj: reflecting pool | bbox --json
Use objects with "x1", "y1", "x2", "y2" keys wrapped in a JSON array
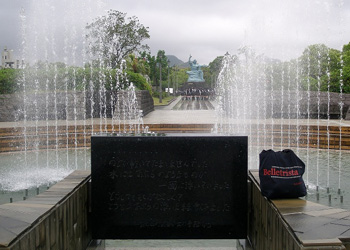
[
  {"x1": 0, "y1": 147, "x2": 349, "y2": 210},
  {"x1": 0, "y1": 148, "x2": 90, "y2": 204}
]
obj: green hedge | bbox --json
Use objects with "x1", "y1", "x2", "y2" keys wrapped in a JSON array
[
  {"x1": 126, "y1": 71, "x2": 152, "y2": 94},
  {"x1": 0, "y1": 68, "x2": 19, "y2": 94}
]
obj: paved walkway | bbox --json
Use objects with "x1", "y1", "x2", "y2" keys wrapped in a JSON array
[
  {"x1": 145, "y1": 97, "x2": 350, "y2": 128},
  {"x1": 104, "y1": 239, "x2": 241, "y2": 250}
]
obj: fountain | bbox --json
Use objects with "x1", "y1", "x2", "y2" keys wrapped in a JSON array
[
  {"x1": 0, "y1": 0, "x2": 147, "y2": 203},
  {"x1": 211, "y1": 0, "x2": 350, "y2": 210},
  {"x1": 0, "y1": 0, "x2": 349, "y2": 213},
  {"x1": 214, "y1": 47, "x2": 350, "y2": 209}
]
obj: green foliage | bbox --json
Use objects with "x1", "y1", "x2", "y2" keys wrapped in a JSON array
[
  {"x1": 0, "y1": 68, "x2": 19, "y2": 94},
  {"x1": 153, "y1": 95, "x2": 173, "y2": 106},
  {"x1": 141, "y1": 50, "x2": 170, "y2": 89},
  {"x1": 299, "y1": 44, "x2": 342, "y2": 92},
  {"x1": 140, "y1": 51, "x2": 157, "y2": 84},
  {"x1": 126, "y1": 53, "x2": 150, "y2": 75},
  {"x1": 126, "y1": 71, "x2": 152, "y2": 94},
  {"x1": 265, "y1": 60, "x2": 301, "y2": 91},
  {"x1": 168, "y1": 67, "x2": 189, "y2": 89},
  {"x1": 155, "y1": 50, "x2": 170, "y2": 84},
  {"x1": 11, "y1": 62, "x2": 131, "y2": 93},
  {"x1": 152, "y1": 91, "x2": 168, "y2": 99},
  {"x1": 86, "y1": 10, "x2": 150, "y2": 68},
  {"x1": 343, "y1": 42, "x2": 350, "y2": 93},
  {"x1": 265, "y1": 43, "x2": 348, "y2": 93},
  {"x1": 208, "y1": 56, "x2": 224, "y2": 81},
  {"x1": 202, "y1": 66, "x2": 213, "y2": 88},
  {"x1": 2, "y1": 40, "x2": 350, "y2": 96}
]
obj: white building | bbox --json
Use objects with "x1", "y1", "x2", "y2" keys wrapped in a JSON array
[{"x1": 1, "y1": 47, "x2": 24, "y2": 69}]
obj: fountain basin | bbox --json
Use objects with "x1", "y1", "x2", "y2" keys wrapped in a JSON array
[{"x1": 1, "y1": 119, "x2": 350, "y2": 152}]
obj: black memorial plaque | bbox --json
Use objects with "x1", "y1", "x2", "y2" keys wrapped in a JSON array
[{"x1": 91, "y1": 135, "x2": 247, "y2": 239}]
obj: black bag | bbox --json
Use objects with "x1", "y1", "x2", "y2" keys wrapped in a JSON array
[{"x1": 259, "y1": 149, "x2": 307, "y2": 199}]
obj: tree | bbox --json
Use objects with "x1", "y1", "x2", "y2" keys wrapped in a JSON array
[
  {"x1": 126, "y1": 71, "x2": 152, "y2": 94},
  {"x1": 170, "y1": 67, "x2": 189, "y2": 90},
  {"x1": 299, "y1": 44, "x2": 341, "y2": 92},
  {"x1": 126, "y1": 53, "x2": 150, "y2": 76},
  {"x1": 86, "y1": 10, "x2": 150, "y2": 68},
  {"x1": 342, "y1": 42, "x2": 350, "y2": 93},
  {"x1": 156, "y1": 50, "x2": 169, "y2": 84},
  {"x1": 209, "y1": 56, "x2": 224, "y2": 77},
  {"x1": 0, "y1": 68, "x2": 19, "y2": 94}
]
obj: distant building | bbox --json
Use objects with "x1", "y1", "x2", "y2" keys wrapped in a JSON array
[{"x1": 1, "y1": 47, "x2": 24, "y2": 69}]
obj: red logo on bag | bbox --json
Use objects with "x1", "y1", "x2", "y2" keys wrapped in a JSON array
[{"x1": 263, "y1": 167, "x2": 301, "y2": 177}]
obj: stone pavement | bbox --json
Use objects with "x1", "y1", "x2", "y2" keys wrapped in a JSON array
[
  {"x1": 104, "y1": 239, "x2": 241, "y2": 250},
  {"x1": 250, "y1": 170, "x2": 350, "y2": 249},
  {"x1": 145, "y1": 97, "x2": 350, "y2": 127}
]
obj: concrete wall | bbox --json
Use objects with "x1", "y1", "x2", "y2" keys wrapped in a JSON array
[
  {"x1": 248, "y1": 172, "x2": 304, "y2": 249},
  {"x1": 0, "y1": 90, "x2": 154, "y2": 122}
]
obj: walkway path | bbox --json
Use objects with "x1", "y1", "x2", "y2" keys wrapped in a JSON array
[
  {"x1": 104, "y1": 239, "x2": 242, "y2": 249},
  {"x1": 172, "y1": 98, "x2": 215, "y2": 110},
  {"x1": 144, "y1": 96, "x2": 350, "y2": 127}
]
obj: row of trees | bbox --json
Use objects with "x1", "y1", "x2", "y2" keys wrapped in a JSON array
[
  {"x1": 0, "y1": 9, "x2": 349, "y2": 95},
  {"x1": 85, "y1": 10, "x2": 222, "y2": 93},
  {"x1": 263, "y1": 43, "x2": 350, "y2": 93}
]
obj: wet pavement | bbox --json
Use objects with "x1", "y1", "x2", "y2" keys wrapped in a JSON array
[
  {"x1": 171, "y1": 98, "x2": 215, "y2": 110},
  {"x1": 104, "y1": 240, "x2": 241, "y2": 250},
  {"x1": 250, "y1": 170, "x2": 350, "y2": 248}
]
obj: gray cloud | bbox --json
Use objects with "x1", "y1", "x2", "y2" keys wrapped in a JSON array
[
  {"x1": 108, "y1": 0, "x2": 350, "y2": 64},
  {"x1": 1, "y1": 0, "x2": 349, "y2": 65},
  {"x1": 0, "y1": 0, "x2": 29, "y2": 56}
]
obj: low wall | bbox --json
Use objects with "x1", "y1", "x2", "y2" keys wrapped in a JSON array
[
  {"x1": 222, "y1": 90, "x2": 350, "y2": 120},
  {"x1": 0, "y1": 171, "x2": 91, "y2": 250},
  {"x1": 248, "y1": 170, "x2": 350, "y2": 250},
  {"x1": 0, "y1": 90, "x2": 154, "y2": 122}
]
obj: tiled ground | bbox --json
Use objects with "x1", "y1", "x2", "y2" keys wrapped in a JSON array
[{"x1": 250, "y1": 170, "x2": 350, "y2": 247}]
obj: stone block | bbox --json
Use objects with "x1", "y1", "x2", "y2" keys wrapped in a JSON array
[{"x1": 91, "y1": 134, "x2": 248, "y2": 239}]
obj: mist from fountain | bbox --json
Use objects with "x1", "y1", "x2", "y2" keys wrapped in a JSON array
[
  {"x1": 214, "y1": 46, "x2": 349, "y2": 208},
  {"x1": 212, "y1": 0, "x2": 350, "y2": 209},
  {"x1": 0, "y1": 0, "x2": 145, "y2": 198},
  {"x1": 1, "y1": 0, "x2": 349, "y2": 211}
]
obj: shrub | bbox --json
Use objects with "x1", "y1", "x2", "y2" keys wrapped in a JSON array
[
  {"x1": 126, "y1": 71, "x2": 152, "y2": 94},
  {"x1": 0, "y1": 68, "x2": 19, "y2": 94}
]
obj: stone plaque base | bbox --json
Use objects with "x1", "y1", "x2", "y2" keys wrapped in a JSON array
[{"x1": 91, "y1": 135, "x2": 247, "y2": 239}]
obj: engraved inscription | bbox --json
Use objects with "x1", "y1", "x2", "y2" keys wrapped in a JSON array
[
  {"x1": 139, "y1": 221, "x2": 213, "y2": 229},
  {"x1": 91, "y1": 135, "x2": 248, "y2": 239},
  {"x1": 107, "y1": 192, "x2": 231, "y2": 213}
]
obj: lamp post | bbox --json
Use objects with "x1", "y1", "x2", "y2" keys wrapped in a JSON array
[
  {"x1": 175, "y1": 67, "x2": 178, "y2": 95},
  {"x1": 158, "y1": 62, "x2": 162, "y2": 103},
  {"x1": 172, "y1": 66, "x2": 176, "y2": 96},
  {"x1": 167, "y1": 60, "x2": 170, "y2": 95}
]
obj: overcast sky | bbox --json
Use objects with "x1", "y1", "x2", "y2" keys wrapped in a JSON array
[{"x1": 1, "y1": 0, "x2": 350, "y2": 65}]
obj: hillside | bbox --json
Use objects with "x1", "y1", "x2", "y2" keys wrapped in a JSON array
[{"x1": 166, "y1": 55, "x2": 189, "y2": 68}]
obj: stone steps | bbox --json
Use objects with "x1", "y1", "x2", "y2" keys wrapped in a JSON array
[{"x1": 1, "y1": 123, "x2": 350, "y2": 152}]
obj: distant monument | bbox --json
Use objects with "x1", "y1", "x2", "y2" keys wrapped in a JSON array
[{"x1": 186, "y1": 55, "x2": 205, "y2": 82}]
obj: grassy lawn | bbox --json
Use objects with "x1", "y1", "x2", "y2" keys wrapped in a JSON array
[{"x1": 153, "y1": 96, "x2": 176, "y2": 106}]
